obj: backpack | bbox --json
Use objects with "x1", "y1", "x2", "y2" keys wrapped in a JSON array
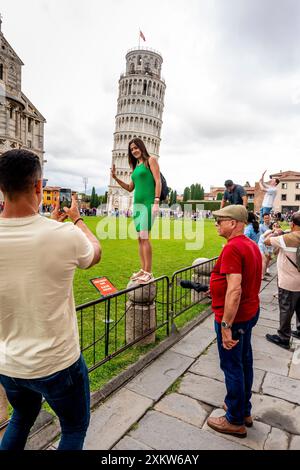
[
  {"x1": 286, "y1": 247, "x2": 300, "y2": 272},
  {"x1": 160, "y1": 172, "x2": 169, "y2": 202}
]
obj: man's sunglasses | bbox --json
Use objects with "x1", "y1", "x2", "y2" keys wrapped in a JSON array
[{"x1": 214, "y1": 217, "x2": 234, "y2": 225}]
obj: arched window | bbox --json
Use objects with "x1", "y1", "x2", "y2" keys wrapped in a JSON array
[
  {"x1": 130, "y1": 63, "x2": 135, "y2": 74},
  {"x1": 0, "y1": 64, "x2": 3, "y2": 80},
  {"x1": 143, "y1": 80, "x2": 147, "y2": 95}
]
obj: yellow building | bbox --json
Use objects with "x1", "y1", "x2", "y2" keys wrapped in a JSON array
[{"x1": 43, "y1": 186, "x2": 60, "y2": 209}]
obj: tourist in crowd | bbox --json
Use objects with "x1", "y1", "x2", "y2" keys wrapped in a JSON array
[
  {"x1": 244, "y1": 211, "x2": 260, "y2": 244},
  {"x1": 0, "y1": 149, "x2": 101, "y2": 450},
  {"x1": 111, "y1": 138, "x2": 161, "y2": 284},
  {"x1": 207, "y1": 205, "x2": 262, "y2": 438},
  {"x1": 221, "y1": 180, "x2": 248, "y2": 208},
  {"x1": 264, "y1": 212, "x2": 300, "y2": 349},
  {"x1": 259, "y1": 170, "x2": 280, "y2": 222},
  {"x1": 258, "y1": 213, "x2": 273, "y2": 279}
]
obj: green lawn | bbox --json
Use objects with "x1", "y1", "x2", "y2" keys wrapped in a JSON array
[
  {"x1": 73, "y1": 217, "x2": 222, "y2": 392},
  {"x1": 74, "y1": 217, "x2": 223, "y2": 305}
]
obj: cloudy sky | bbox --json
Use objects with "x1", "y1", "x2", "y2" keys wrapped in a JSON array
[{"x1": 2, "y1": 0, "x2": 300, "y2": 194}]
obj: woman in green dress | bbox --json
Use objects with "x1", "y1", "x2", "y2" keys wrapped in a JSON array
[{"x1": 111, "y1": 138, "x2": 161, "y2": 284}]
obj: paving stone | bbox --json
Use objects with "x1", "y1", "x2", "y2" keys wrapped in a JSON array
[
  {"x1": 263, "y1": 372, "x2": 300, "y2": 405},
  {"x1": 125, "y1": 350, "x2": 194, "y2": 401},
  {"x1": 179, "y1": 373, "x2": 225, "y2": 407},
  {"x1": 170, "y1": 325, "x2": 216, "y2": 358},
  {"x1": 252, "y1": 324, "x2": 277, "y2": 338},
  {"x1": 84, "y1": 388, "x2": 153, "y2": 450},
  {"x1": 259, "y1": 295, "x2": 278, "y2": 306},
  {"x1": 203, "y1": 408, "x2": 270, "y2": 450},
  {"x1": 251, "y1": 393, "x2": 300, "y2": 435},
  {"x1": 189, "y1": 347, "x2": 224, "y2": 382},
  {"x1": 290, "y1": 435, "x2": 300, "y2": 450},
  {"x1": 289, "y1": 347, "x2": 300, "y2": 380},
  {"x1": 200, "y1": 314, "x2": 215, "y2": 330},
  {"x1": 252, "y1": 369, "x2": 266, "y2": 393},
  {"x1": 129, "y1": 410, "x2": 249, "y2": 450},
  {"x1": 113, "y1": 436, "x2": 153, "y2": 450},
  {"x1": 264, "y1": 427, "x2": 289, "y2": 450},
  {"x1": 253, "y1": 350, "x2": 289, "y2": 376},
  {"x1": 257, "y1": 318, "x2": 279, "y2": 330},
  {"x1": 252, "y1": 335, "x2": 293, "y2": 359},
  {"x1": 259, "y1": 307, "x2": 279, "y2": 321},
  {"x1": 154, "y1": 392, "x2": 209, "y2": 428},
  {"x1": 189, "y1": 350, "x2": 265, "y2": 393}
]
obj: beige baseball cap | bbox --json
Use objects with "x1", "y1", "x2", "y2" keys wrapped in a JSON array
[{"x1": 212, "y1": 205, "x2": 248, "y2": 223}]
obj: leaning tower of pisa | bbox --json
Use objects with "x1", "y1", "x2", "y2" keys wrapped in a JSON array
[{"x1": 107, "y1": 47, "x2": 166, "y2": 213}]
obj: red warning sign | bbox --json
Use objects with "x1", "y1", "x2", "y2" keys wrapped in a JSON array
[{"x1": 90, "y1": 277, "x2": 117, "y2": 296}]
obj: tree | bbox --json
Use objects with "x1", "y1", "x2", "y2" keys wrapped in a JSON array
[
  {"x1": 90, "y1": 187, "x2": 97, "y2": 208},
  {"x1": 190, "y1": 184, "x2": 196, "y2": 200},
  {"x1": 217, "y1": 192, "x2": 223, "y2": 200},
  {"x1": 172, "y1": 190, "x2": 177, "y2": 205},
  {"x1": 183, "y1": 187, "x2": 190, "y2": 202},
  {"x1": 199, "y1": 184, "x2": 205, "y2": 200}
]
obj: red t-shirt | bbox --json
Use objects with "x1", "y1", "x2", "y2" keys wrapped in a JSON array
[{"x1": 210, "y1": 235, "x2": 262, "y2": 324}]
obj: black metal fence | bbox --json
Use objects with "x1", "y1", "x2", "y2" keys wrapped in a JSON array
[
  {"x1": 76, "y1": 275, "x2": 170, "y2": 372},
  {"x1": 77, "y1": 258, "x2": 217, "y2": 372}
]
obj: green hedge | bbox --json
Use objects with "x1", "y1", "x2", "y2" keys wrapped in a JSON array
[
  {"x1": 179, "y1": 201, "x2": 221, "y2": 211},
  {"x1": 178, "y1": 201, "x2": 254, "y2": 212}
]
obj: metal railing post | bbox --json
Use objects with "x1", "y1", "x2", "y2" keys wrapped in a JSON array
[{"x1": 104, "y1": 298, "x2": 111, "y2": 358}]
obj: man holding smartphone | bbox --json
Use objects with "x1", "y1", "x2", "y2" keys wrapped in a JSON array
[
  {"x1": 207, "y1": 205, "x2": 262, "y2": 438},
  {"x1": 0, "y1": 149, "x2": 101, "y2": 450}
]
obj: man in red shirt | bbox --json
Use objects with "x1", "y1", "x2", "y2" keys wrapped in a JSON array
[{"x1": 207, "y1": 205, "x2": 262, "y2": 438}]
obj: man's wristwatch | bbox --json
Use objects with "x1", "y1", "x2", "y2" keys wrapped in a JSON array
[{"x1": 221, "y1": 321, "x2": 231, "y2": 329}]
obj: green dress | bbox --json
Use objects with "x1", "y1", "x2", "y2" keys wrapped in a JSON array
[{"x1": 131, "y1": 163, "x2": 155, "y2": 232}]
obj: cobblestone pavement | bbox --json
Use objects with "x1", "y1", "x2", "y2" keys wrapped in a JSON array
[{"x1": 51, "y1": 264, "x2": 300, "y2": 450}]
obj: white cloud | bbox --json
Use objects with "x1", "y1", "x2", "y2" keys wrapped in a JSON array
[{"x1": 1, "y1": 0, "x2": 300, "y2": 194}]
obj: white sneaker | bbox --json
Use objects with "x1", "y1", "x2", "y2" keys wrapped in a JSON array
[
  {"x1": 131, "y1": 269, "x2": 145, "y2": 280},
  {"x1": 136, "y1": 271, "x2": 154, "y2": 284}
]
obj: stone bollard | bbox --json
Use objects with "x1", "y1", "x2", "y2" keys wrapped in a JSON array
[
  {"x1": 0, "y1": 384, "x2": 8, "y2": 438},
  {"x1": 191, "y1": 258, "x2": 211, "y2": 303},
  {"x1": 126, "y1": 281, "x2": 157, "y2": 346}
]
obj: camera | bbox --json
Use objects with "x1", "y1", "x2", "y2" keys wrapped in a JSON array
[
  {"x1": 179, "y1": 280, "x2": 209, "y2": 293},
  {"x1": 59, "y1": 188, "x2": 72, "y2": 211}
]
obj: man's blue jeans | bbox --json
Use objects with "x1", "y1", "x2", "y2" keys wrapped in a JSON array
[
  {"x1": 0, "y1": 354, "x2": 90, "y2": 450},
  {"x1": 215, "y1": 311, "x2": 259, "y2": 425},
  {"x1": 260, "y1": 206, "x2": 272, "y2": 222}
]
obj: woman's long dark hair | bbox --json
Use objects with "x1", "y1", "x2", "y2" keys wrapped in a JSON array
[
  {"x1": 247, "y1": 211, "x2": 259, "y2": 233},
  {"x1": 128, "y1": 138, "x2": 151, "y2": 170}
]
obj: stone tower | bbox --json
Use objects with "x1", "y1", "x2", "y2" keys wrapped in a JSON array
[
  {"x1": 0, "y1": 17, "x2": 46, "y2": 166},
  {"x1": 107, "y1": 47, "x2": 166, "y2": 212}
]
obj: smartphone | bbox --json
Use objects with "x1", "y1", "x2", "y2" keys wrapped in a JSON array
[
  {"x1": 232, "y1": 328, "x2": 245, "y2": 341},
  {"x1": 60, "y1": 188, "x2": 72, "y2": 211}
]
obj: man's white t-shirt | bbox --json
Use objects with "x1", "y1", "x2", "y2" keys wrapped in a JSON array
[
  {"x1": 262, "y1": 186, "x2": 277, "y2": 208},
  {"x1": 0, "y1": 215, "x2": 94, "y2": 379}
]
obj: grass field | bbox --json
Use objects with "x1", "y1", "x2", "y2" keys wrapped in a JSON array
[
  {"x1": 72, "y1": 217, "x2": 222, "y2": 392},
  {"x1": 74, "y1": 217, "x2": 223, "y2": 305}
]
